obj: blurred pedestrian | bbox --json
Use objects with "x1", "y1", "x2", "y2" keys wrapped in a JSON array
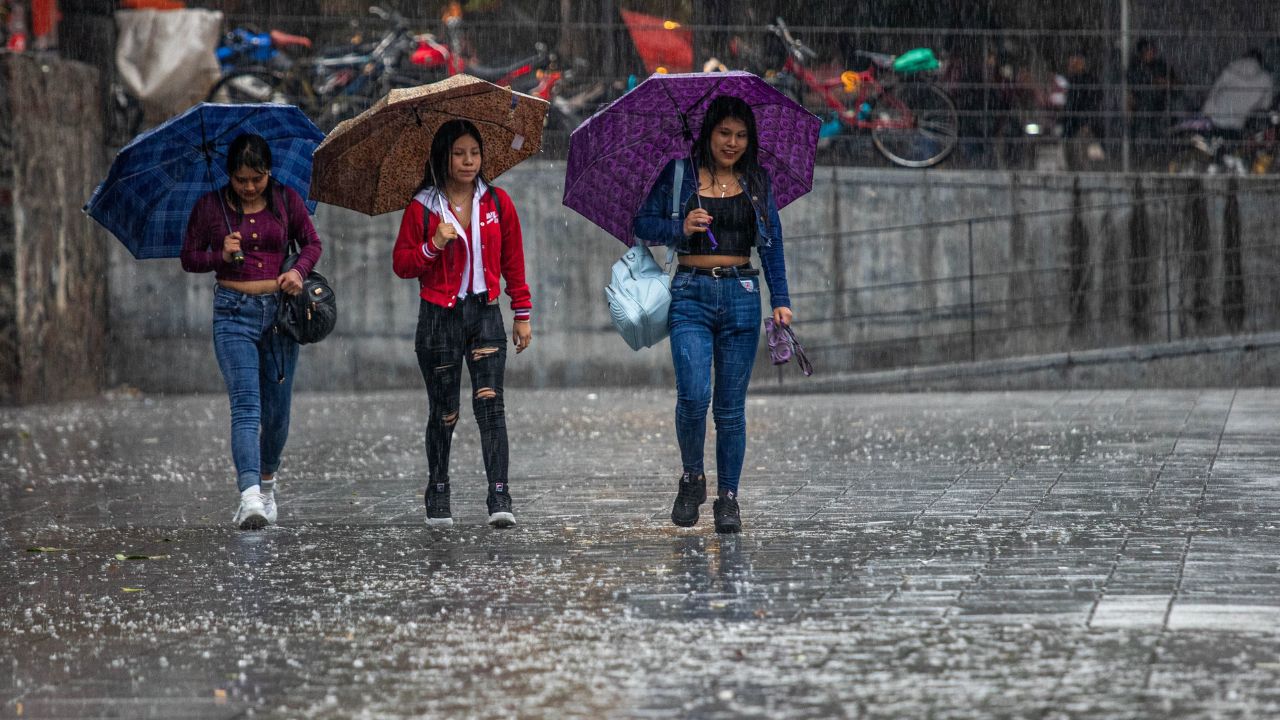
[
  {"x1": 180, "y1": 133, "x2": 322, "y2": 530},
  {"x1": 632, "y1": 95, "x2": 794, "y2": 534},
  {"x1": 1201, "y1": 49, "x2": 1275, "y2": 134},
  {"x1": 1063, "y1": 51, "x2": 1107, "y2": 168},
  {"x1": 391, "y1": 119, "x2": 532, "y2": 529},
  {"x1": 1127, "y1": 38, "x2": 1178, "y2": 166}
]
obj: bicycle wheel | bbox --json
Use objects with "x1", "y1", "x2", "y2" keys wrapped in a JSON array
[
  {"x1": 869, "y1": 82, "x2": 958, "y2": 168},
  {"x1": 206, "y1": 70, "x2": 291, "y2": 105}
]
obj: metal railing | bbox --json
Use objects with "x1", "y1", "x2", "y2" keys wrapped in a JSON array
[{"x1": 781, "y1": 183, "x2": 1280, "y2": 380}]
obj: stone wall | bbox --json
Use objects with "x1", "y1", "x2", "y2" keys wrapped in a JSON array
[{"x1": 0, "y1": 55, "x2": 108, "y2": 404}]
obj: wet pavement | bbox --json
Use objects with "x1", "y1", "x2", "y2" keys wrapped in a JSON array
[{"x1": 3, "y1": 387, "x2": 1280, "y2": 718}]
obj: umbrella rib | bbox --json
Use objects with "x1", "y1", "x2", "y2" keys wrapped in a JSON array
[
  {"x1": 95, "y1": 144, "x2": 219, "y2": 189},
  {"x1": 656, "y1": 82, "x2": 696, "y2": 140},
  {"x1": 103, "y1": 134, "x2": 319, "y2": 190},
  {"x1": 562, "y1": 131, "x2": 681, "y2": 199},
  {"x1": 755, "y1": 144, "x2": 813, "y2": 200},
  {"x1": 686, "y1": 76, "x2": 729, "y2": 120},
  {"x1": 208, "y1": 104, "x2": 268, "y2": 146}
]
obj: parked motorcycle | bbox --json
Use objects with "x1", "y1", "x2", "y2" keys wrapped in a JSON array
[
  {"x1": 207, "y1": 7, "x2": 431, "y2": 130},
  {"x1": 436, "y1": 6, "x2": 560, "y2": 98}
]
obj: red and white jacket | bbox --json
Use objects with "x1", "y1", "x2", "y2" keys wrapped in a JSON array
[{"x1": 392, "y1": 184, "x2": 532, "y2": 321}]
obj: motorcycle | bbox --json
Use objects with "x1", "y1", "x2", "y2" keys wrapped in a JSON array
[
  {"x1": 207, "y1": 7, "x2": 427, "y2": 130},
  {"x1": 435, "y1": 6, "x2": 561, "y2": 100}
]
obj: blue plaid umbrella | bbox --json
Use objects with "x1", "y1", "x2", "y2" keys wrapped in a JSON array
[{"x1": 84, "y1": 103, "x2": 324, "y2": 259}]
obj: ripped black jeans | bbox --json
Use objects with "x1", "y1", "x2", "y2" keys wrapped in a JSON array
[{"x1": 414, "y1": 295, "x2": 509, "y2": 486}]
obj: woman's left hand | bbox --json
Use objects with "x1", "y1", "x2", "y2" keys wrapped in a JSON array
[
  {"x1": 512, "y1": 320, "x2": 532, "y2": 354},
  {"x1": 278, "y1": 269, "x2": 304, "y2": 295},
  {"x1": 772, "y1": 306, "x2": 793, "y2": 327}
]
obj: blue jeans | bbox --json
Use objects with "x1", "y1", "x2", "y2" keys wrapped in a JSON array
[
  {"x1": 669, "y1": 269, "x2": 762, "y2": 495},
  {"x1": 212, "y1": 286, "x2": 299, "y2": 492}
]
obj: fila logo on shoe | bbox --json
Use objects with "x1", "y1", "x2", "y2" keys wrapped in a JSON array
[{"x1": 494, "y1": 483, "x2": 505, "y2": 493}]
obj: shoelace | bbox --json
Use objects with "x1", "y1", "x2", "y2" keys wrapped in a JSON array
[{"x1": 765, "y1": 318, "x2": 813, "y2": 376}]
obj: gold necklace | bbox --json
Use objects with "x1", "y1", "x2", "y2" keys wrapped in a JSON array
[{"x1": 713, "y1": 172, "x2": 737, "y2": 197}]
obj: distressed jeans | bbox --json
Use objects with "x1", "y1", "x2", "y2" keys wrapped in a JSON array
[
  {"x1": 668, "y1": 270, "x2": 762, "y2": 495},
  {"x1": 212, "y1": 286, "x2": 299, "y2": 492},
  {"x1": 414, "y1": 295, "x2": 509, "y2": 486}
]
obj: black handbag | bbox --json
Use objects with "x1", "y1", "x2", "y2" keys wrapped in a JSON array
[{"x1": 276, "y1": 241, "x2": 336, "y2": 345}]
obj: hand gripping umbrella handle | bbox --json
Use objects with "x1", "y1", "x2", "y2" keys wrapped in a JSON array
[{"x1": 199, "y1": 110, "x2": 245, "y2": 266}]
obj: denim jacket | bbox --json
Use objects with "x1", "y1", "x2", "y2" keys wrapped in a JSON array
[{"x1": 632, "y1": 158, "x2": 791, "y2": 309}]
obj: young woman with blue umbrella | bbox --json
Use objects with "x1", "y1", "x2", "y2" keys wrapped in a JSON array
[{"x1": 86, "y1": 103, "x2": 326, "y2": 529}]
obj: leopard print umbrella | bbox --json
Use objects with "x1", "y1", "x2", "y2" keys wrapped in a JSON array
[{"x1": 310, "y1": 74, "x2": 548, "y2": 216}]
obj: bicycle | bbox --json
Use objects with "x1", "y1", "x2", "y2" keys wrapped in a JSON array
[{"x1": 767, "y1": 17, "x2": 959, "y2": 168}]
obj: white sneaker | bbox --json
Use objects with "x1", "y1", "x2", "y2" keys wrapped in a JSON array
[
  {"x1": 233, "y1": 491, "x2": 269, "y2": 530},
  {"x1": 261, "y1": 491, "x2": 278, "y2": 524}
]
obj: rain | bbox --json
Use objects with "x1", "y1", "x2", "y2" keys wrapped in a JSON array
[{"x1": 6, "y1": 1, "x2": 1280, "y2": 718}]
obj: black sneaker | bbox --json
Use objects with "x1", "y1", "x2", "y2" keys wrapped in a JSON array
[
  {"x1": 671, "y1": 471, "x2": 707, "y2": 527},
  {"x1": 487, "y1": 482, "x2": 515, "y2": 528},
  {"x1": 424, "y1": 481, "x2": 453, "y2": 528},
  {"x1": 712, "y1": 490, "x2": 741, "y2": 534}
]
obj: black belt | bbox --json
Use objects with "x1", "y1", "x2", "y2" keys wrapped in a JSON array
[{"x1": 676, "y1": 263, "x2": 759, "y2": 278}]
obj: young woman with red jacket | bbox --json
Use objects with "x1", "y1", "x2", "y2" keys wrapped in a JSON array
[{"x1": 391, "y1": 119, "x2": 532, "y2": 529}]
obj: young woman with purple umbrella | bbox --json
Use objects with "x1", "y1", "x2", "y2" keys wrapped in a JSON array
[{"x1": 633, "y1": 95, "x2": 794, "y2": 534}]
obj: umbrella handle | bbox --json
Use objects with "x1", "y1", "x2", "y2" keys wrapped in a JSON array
[
  {"x1": 217, "y1": 192, "x2": 246, "y2": 266},
  {"x1": 198, "y1": 106, "x2": 244, "y2": 267}
]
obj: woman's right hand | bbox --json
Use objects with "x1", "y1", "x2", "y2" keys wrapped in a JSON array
[
  {"x1": 683, "y1": 208, "x2": 713, "y2": 237},
  {"x1": 431, "y1": 222, "x2": 458, "y2": 250},
  {"x1": 221, "y1": 232, "x2": 242, "y2": 263}
]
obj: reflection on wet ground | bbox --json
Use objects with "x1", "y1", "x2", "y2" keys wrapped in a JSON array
[{"x1": 3, "y1": 388, "x2": 1280, "y2": 717}]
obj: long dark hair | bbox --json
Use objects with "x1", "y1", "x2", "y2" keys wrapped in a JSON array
[
  {"x1": 418, "y1": 119, "x2": 489, "y2": 193},
  {"x1": 691, "y1": 95, "x2": 766, "y2": 196},
  {"x1": 223, "y1": 133, "x2": 281, "y2": 223}
]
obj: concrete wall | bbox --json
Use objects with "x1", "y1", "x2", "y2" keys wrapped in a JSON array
[
  {"x1": 792, "y1": 170, "x2": 1280, "y2": 375},
  {"x1": 0, "y1": 55, "x2": 108, "y2": 405},
  {"x1": 106, "y1": 161, "x2": 1280, "y2": 394}
]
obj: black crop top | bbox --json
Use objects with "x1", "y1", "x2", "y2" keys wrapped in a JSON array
[{"x1": 682, "y1": 193, "x2": 756, "y2": 257}]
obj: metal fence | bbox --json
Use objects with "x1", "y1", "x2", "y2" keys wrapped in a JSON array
[{"x1": 203, "y1": 10, "x2": 1280, "y2": 174}]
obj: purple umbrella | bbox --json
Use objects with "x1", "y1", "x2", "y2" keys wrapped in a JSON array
[{"x1": 563, "y1": 71, "x2": 821, "y2": 246}]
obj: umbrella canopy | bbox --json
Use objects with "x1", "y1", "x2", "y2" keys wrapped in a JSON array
[
  {"x1": 84, "y1": 103, "x2": 323, "y2": 259},
  {"x1": 563, "y1": 71, "x2": 821, "y2": 246},
  {"x1": 310, "y1": 74, "x2": 549, "y2": 216}
]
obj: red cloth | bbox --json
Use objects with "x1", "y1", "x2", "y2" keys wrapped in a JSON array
[
  {"x1": 30, "y1": 0, "x2": 59, "y2": 41},
  {"x1": 180, "y1": 186, "x2": 322, "y2": 281},
  {"x1": 392, "y1": 187, "x2": 532, "y2": 320},
  {"x1": 620, "y1": 9, "x2": 692, "y2": 74}
]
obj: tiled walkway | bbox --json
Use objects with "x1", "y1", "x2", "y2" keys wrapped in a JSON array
[{"x1": 3, "y1": 388, "x2": 1279, "y2": 718}]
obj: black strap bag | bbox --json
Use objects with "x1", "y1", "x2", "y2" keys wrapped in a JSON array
[
  {"x1": 271, "y1": 186, "x2": 336, "y2": 345},
  {"x1": 276, "y1": 238, "x2": 337, "y2": 345}
]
